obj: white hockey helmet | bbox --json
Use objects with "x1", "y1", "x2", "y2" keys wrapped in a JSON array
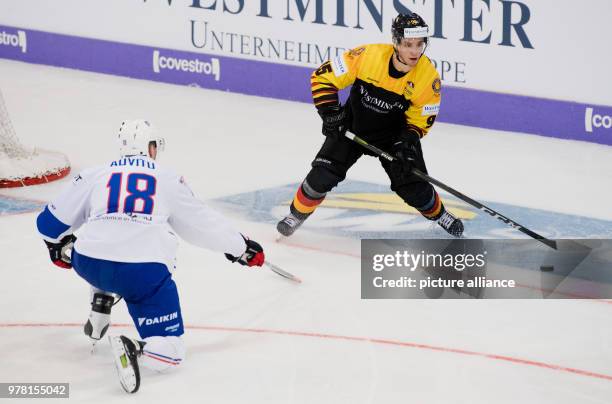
[{"x1": 117, "y1": 120, "x2": 165, "y2": 158}]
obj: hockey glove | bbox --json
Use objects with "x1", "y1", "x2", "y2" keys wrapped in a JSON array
[
  {"x1": 390, "y1": 128, "x2": 421, "y2": 177},
  {"x1": 44, "y1": 234, "x2": 76, "y2": 269},
  {"x1": 318, "y1": 105, "x2": 347, "y2": 140},
  {"x1": 225, "y1": 236, "x2": 265, "y2": 267}
]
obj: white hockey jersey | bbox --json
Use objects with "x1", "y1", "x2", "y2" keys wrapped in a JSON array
[{"x1": 36, "y1": 156, "x2": 246, "y2": 270}]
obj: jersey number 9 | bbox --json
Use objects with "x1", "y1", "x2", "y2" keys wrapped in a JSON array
[
  {"x1": 107, "y1": 173, "x2": 157, "y2": 215},
  {"x1": 426, "y1": 115, "x2": 437, "y2": 128}
]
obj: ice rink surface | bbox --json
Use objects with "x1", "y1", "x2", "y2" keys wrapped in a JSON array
[{"x1": 1, "y1": 59, "x2": 611, "y2": 403}]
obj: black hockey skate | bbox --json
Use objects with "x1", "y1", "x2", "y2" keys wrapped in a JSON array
[
  {"x1": 437, "y1": 210, "x2": 464, "y2": 237},
  {"x1": 109, "y1": 335, "x2": 146, "y2": 394},
  {"x1": 276, "y1": 212, "x2": 307, "y2": 237}
]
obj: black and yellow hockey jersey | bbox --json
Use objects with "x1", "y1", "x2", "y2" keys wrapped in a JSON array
[{"x1": 311, "y1": 44, "x2": 441, "y2": 143}]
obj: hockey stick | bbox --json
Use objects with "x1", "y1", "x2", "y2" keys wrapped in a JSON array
[
  {"x1": 265, "y1": 261, "x2": 302, "y2": 284},
  {"x1": 345, "y1": 131, "x2": 557, "y2": 250}
]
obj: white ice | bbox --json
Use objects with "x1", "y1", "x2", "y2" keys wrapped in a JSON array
[{"x1": 0, "y1": 59, "x2": 611, "y2": 403}]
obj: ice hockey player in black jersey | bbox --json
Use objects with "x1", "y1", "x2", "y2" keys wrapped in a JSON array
[{"x1": 277, "y1": 11, "x2": 463, "y2": 238}]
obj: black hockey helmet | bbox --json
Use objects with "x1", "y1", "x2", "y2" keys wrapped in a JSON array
[{"x1": 391, "y1": 11, "x2": 430, "y2": 45}]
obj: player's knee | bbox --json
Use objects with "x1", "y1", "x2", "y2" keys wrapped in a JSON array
[
  {"x1": 305, "y1": 165, "x2": 345, "y2": 194},
  {"x1": 140, "y1": 336, "x2": 185, "y2": 372},
  {"x1": 393, "y1": 182, "x2": 434, "y2": 208}
]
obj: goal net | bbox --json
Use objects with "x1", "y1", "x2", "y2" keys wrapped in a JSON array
[{"x1": 0, "y1": 90, "x2": 70, "y2": 188}]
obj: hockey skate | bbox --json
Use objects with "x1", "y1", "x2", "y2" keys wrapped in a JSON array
[
  {"x1": 437, "y1": 210, "x2": 464, "y2": 237},
  {"x1": 109, "y1": 335, "x2": 145, "y2": 394},
  {"x1": 276, "y1": 212, "x2": 307, "y2": 237},
  {"x1": 84, "y1": 292, "x2": 114, "y2": 345}
]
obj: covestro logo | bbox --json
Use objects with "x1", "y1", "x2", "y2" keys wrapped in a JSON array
[
  {"x1": 0, "y1": 30, "x2": 27, "y2": 53},
  {"x1": 585, "y1": 107, "x2": 612, "y2": 133},
  {"x1": 153, "y1": 50, "x2": 220, "y2": 81}
]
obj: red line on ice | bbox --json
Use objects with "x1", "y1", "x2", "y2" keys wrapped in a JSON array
[
  {"x1": 143, "y1": 352, "x2": 179, "y2": 366},
  {"x1": 2, "y1": 322, "x2": 611, "y2": 382}
]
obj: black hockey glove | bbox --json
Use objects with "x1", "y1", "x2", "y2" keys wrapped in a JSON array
[
  {"x1": 44, "y1": 234, "x2": 76, "y2": 269},
  {"x1": 390, "y1": 129, "x2": 421, "y2": 177},
  {"x1": 318, "y1": 105, "x2": 347, "y2": 140},
  {"x1": 225, "y1": 236, "x2": 265, "y2": 267}
]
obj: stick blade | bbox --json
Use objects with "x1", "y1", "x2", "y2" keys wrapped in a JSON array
[{"x1": 265, "y1": 261, "x2": 302, "y2": 284}]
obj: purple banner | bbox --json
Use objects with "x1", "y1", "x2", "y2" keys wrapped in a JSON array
[{"x1": 1, "y1": 25, "x2": 611, "y2": 146}]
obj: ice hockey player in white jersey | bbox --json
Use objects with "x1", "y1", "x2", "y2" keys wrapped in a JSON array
[{"x1": 36, "y1": 120, "x2": 265, "y2": 393}]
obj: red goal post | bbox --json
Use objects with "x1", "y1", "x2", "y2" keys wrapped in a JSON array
[{"x1": 0, "y1": 89, "x2": 70, "y2": 188}]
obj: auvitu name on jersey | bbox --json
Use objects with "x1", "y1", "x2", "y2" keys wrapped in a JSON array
[{"x1": 110, "y1": 158, "x2": 156, "y2": 169}]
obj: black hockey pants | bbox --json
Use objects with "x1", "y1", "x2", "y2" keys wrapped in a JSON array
[{"x1": 304, "y1": 135, "x2": 435, "y2": 210}]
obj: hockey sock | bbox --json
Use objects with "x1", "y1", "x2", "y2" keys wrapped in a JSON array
[
  {"x1": 139, "y1": 336, "x2": 185, "y2": 372},
  {"x1": 289, "y1": 181, "x2": 326, "y2": 218},
  {"x1": 416, "y1": 190, "x2": 444, "y2": 220}
]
